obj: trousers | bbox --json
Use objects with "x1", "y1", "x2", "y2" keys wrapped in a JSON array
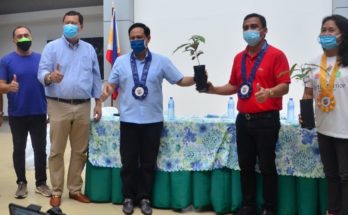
[
  {"x1": 47, "y1": 99, "x2": 90, "y2": 195},
  {"x1": 318, "y1": 132, "x2": 348, "y2": 215},
  {"x1": 9, "y1": 115, "x2": 47, "y2": 186},
  {"x1": 235, "y1": 111, "x2": 280, "y2": 213},
  {"x1": 120, "y1": 121, "x2": 163, "y2": 201}
]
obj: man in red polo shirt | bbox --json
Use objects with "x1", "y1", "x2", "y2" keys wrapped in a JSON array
[{"x1": 207, "y1": 13, "x2": 290, "y2": 215}]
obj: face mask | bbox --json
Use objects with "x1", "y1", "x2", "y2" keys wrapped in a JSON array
[
  {"x1": 16, "y1": 37, "x2": 32, "y2": 52},
  {"x1": 319, "y1": 35, "x2": 338, "y2": 50},
  {"x1": 63, "y1": 24, "x2": 79, "y2": 39},
  {"x1": 130, "y1": 39, "x2": 146, "y2": 53},
  {"x1": 243, "y1": 30, "x2": 261, "y2": 46}
]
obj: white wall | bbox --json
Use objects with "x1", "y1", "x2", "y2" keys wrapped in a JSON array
[
  {"x1": 0, "y1": 6, "x2": 103, "y2": 115},
  {"x1": 0, "y1": 1, "x2": 334, "y2": 117},
  {"x1": 133, "y1": 0, "x2": 332, "y2": 117},
  {"x1": 334, "y1": 0, "x2": 348, "y2": 17}
]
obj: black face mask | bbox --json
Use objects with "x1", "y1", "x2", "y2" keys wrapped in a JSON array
[{"x1": 16, "y1": 41, "x2": 32, "y2": 52}]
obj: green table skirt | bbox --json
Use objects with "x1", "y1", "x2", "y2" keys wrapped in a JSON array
[{"x1": 85, "y1": 161, "x2": 328, "y2": 214}]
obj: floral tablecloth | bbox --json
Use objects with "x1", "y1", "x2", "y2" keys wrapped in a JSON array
[{"x1": 88, "y1": 116, "x2": 324, "y2": 178}]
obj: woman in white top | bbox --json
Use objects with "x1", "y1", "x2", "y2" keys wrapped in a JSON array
[{"x1": 302, "y1": 14, "x2": 348, "y2": 215}]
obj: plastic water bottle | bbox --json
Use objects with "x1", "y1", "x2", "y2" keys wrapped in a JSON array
[
  {"x1": 227, "y1": 97, "x2": 235, "y2": 119},
  {"x1": 287, "y1": 98, "x2": 295, "y2": 123},
  {"x1": 168, "y1": 97, "x2": 175, "y2": 120}
]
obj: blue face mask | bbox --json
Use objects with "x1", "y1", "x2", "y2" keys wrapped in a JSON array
[
  {"x1": 63, "y1": 24, "x2": 79, "y2": 39},
  {"x1": 319, "y1": 35, "x2": 338, "y2": 50},
  {"x1": 130, "y1": 39, "x2": 146, "y2": 53},
  {"x1": 243, "y1": 30, "x2": 261, "y2": 46}
]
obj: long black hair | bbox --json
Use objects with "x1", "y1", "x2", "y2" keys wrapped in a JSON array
[{"x1": 322, "y1": 14, "x2": 348, "y2": 67}]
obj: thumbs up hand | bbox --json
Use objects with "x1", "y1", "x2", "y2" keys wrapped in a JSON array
[
  {"x1": 254, "y1": 83, "x2": 268, "y2": 103},
  {"x1": 8, "y1": 74, "x2": 19, "y2": 92},
  {"x1": 51, "y1": 64, "x2": 64, "y2": 83}
]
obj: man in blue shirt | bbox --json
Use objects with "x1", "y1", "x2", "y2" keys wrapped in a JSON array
[
  {"x1": 0, "y1": 26, "x2": 51, "y2": 199},
  {"x1": 38, "y1": 10, "x2": 102, "y2": 207},
  {"x1": 101, "y1": 23, "x2": 195, "y2": 215}
]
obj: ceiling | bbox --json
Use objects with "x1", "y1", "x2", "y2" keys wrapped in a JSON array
[{"x1": 0, "y1": 0, "x2": 102, "y2": 15}]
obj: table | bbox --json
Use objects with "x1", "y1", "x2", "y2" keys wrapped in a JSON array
[{"x1": 85, "y1": 116, "x2": 327, "y2": 215}]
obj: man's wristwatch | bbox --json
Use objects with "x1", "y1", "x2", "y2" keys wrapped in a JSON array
[
  {"x1": 46, "y1": 74, "x2": 52, "y2": 85},
  {"x1": 268, "y1": 88, "x2": 274, "y2": 97}
]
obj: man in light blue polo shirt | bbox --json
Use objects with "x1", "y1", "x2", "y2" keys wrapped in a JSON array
[
  {"x1": 38, "y1": 10, "x2": 102, "y2": 208},
  {"x1": 101, "y1": 23, "x2": 195, "y2": 215}
]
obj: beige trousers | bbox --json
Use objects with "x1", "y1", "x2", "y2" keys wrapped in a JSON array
[{"x1": 47, "y1": 99, "x2": 91, "y2": 196}]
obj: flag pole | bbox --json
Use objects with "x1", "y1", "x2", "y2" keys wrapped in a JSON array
[
  {"x1": 110, "y1": 1, "x2": 115, "y2": 107},
  {"x1": 107, "y1": 1, "x2": 120, "y2": 108}
]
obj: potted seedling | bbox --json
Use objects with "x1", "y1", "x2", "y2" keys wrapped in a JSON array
[
  {"x1": 290, "y1": 63, "x2": 318, "y2": 129},
  {"x1": 173, "y1": 35, "x2": 208, "y2": 92}
]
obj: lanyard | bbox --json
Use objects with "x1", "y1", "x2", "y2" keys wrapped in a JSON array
[
  {"x1": 316, "y1": 54, "x2": 339, "y2": 112},
  {"x1": 130, "y1": 51, "x2": 152, "y2": 86},
  {"x1": 241, "y1": 42, "x2": 268, "y2": 84},
  {"x1": 319, "y1": 54, "x2": 339, "y2": 93}
]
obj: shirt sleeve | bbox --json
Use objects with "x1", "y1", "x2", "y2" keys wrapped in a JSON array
[
  {"x1": 108, "y1": 57, "x2": 121, "y2": 86},
  {"x1": 38, "y1": 44, "x2": 54, "y2": 85},
  {"x1": 273, "y1": 50, "x2": 291, "y2": 84},
  {"x1": 161, "y1": 56, "x2": 184, "y2": 84},
  {"x1": 91, "y1": 48, "x2": 102, "y2": 99},
  {"x1": 303, "y1": 64, "x2": 315, "y2": 88},
  {"x1": 229, "y1": 55, "x2": 240, "y2": 86},
  {"x1": 0, "y1": 57, "x2": 8, "y2": 82}
]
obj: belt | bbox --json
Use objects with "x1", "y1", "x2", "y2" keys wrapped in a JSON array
[
  {"x1": 46, "y1": 96, "x2": 90, "y2": 105},
  {"x1": 239, "y1": 110, "x2": 279, "y2": 120}
]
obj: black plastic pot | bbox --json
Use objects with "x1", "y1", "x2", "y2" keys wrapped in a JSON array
[
  {"x1": 193, "y1": 65, "x2": 208, "y2": 92},
  {"x1": 300, "y1": 99, "x2": 315, "y2": 129}
]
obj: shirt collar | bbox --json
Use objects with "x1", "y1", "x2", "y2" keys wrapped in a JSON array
[
  {"x1": 244, "y1": 40, "x2": 267, "y2": 60},
  {"x1": 62, "y1": 35, "x2": 80, "y2": 50},
  {"x1": 133, "y1": 50, "x2": 149, "y2": 64}
]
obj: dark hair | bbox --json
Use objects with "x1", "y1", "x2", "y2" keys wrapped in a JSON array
[
  {"x1": 243, "y1": 13, "x2": 267, "y2": 28},
  {"x1": 63, "y1": 10, "x2": 83, "y2": 25},
  {"x1": 128, "y1": 23, "x2": 150, "y2": 37},
  {"x1": 12, "y1": 26, "x2": 31, "y2": 38},
  {"x1": 322, "y1": 14, "x2": 348, "y2": 67}
]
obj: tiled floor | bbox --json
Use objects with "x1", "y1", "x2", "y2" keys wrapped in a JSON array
[{"x1": 0, "y1": 120, "x2": 217, "y2": 215}]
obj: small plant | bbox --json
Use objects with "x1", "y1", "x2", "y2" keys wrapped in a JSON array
[
  {"x1": 289, "y1": 63, "x2": 321, "y2": 130},
  {"x1": 173, "y1": 35, "x2": 205, "y2": 65},
  {"x1": 289, "y1": 63, "x2": 321, "y2": 81}
]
